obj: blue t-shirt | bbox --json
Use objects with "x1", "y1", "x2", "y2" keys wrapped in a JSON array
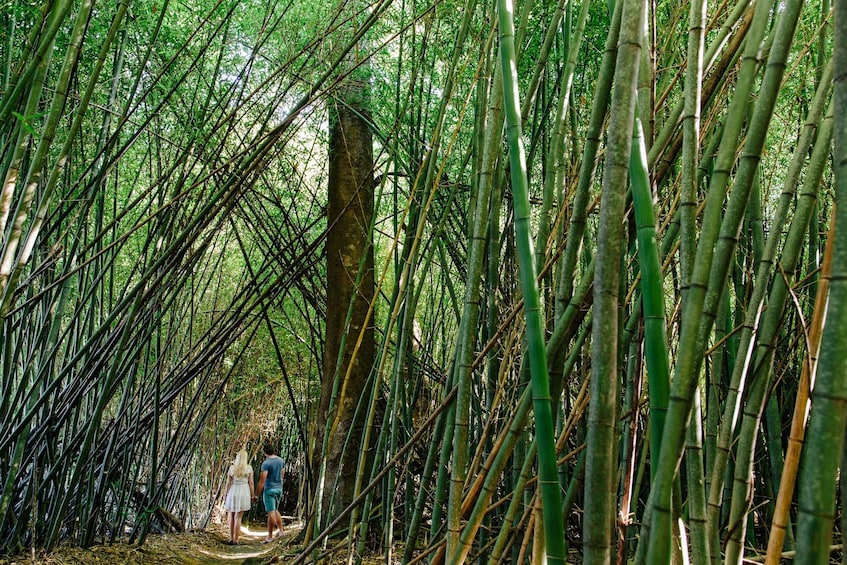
[{"x1": 261, "y1": 456, "x2": 284, "y2": 490}]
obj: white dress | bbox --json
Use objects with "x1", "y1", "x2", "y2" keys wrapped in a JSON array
[{"x1": 224, "y1": 466, "x2": 252, "y2": 512}]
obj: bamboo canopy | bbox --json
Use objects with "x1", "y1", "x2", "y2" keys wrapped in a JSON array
[{"x1": 0, "y1": 0, "x2": 845, "y2": 562}]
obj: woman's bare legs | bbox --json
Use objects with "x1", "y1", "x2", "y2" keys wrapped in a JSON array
[
  {"x1": 228, "y1": 511, "x2": 236, "y2": 542},
  {"x1": 234, "y1": 511, "x2": 243, "y2": 543}
]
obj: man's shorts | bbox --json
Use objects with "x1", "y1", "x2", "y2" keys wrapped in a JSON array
[{"x1": 263, "y1": 488, "x2": 282, "y2": 512}]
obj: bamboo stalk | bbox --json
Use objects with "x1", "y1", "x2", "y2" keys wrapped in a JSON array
[
  {"x1": 495, "y1": 0, "x2": 567, "y2": 561},
  {"x1": 584, "y1": 0, "x2": 646, "y2": 561},
  {"x1": 640, "y1": 0, "x2": 779, "y2": 556},
  {"x1": 764, "y1": 217, "x2": 834, "y2": 564},
  {"x1": 793, "y1": 0, "x2": 847, "y2": 554},
  {"x1": 706, "y1": 58, "x2": 834, "y2": 556}
]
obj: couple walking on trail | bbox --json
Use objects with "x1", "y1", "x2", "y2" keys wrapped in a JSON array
[{"x1": 223, "y1": 443, "x2": 286, "y2": 545}]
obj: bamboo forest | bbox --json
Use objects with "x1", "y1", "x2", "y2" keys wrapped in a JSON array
[{"x1": 1, "y1": 0, "x2": 846, "y2": 562}]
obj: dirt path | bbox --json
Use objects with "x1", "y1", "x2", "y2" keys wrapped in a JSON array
[{"x1": 1, "y1": 522, "x2": 303, "y2": 565}]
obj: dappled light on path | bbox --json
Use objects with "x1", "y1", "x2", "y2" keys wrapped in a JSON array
[
  {"x1": 170, "y1": 520, "x2": 303, "y2": 564},
  {"x1": 0, "y1": 521, "x2": 304, "y2": 565},
  {"x1": 195, "y1": 523, "x2": 285, "y2": 561}
]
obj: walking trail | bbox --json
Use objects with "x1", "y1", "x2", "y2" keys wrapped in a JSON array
[{"x1": 1, "y1": 521, "x2": 303, "y2": 565}]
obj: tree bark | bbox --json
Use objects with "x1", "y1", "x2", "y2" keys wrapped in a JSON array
[{"x1": 318, "y1": 70, "x2": 375, "y2": 527}]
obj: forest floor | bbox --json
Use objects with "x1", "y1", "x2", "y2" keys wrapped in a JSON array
[{"x1": 0, "y1": 519, "x2": 335, "y2": 564}]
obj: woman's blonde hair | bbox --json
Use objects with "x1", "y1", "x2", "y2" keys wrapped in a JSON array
[{"x1": 232, "y1": 450, "x2": 251, "y2": 478}]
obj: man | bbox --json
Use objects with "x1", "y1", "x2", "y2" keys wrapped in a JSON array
[{"x1": 253, "y1": 442, "x2": 285, "y2": 542}]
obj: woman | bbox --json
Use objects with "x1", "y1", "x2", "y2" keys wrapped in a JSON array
[{"x1": 223, "y1": 449, "x2": 254, "y2": 544}]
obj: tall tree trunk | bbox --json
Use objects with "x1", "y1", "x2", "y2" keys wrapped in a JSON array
[{"x1": 318, "y1": 59, "x2": 375, "y2": 527}]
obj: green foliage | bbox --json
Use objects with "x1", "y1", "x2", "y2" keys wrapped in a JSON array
[{"x1": 0, "y1": 0, "x2": 843, "y2": 561}]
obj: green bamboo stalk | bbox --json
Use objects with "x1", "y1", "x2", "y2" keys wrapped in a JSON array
[
  {"x1": 724, "y1": 96, "x2": 834, "y2": 565},
  {"x1": 404, "y1": 248, "x2": 464, "y2": 559},
  {"x1": 546, "y1": 0, "x2": 590, "y2": 303},
  {"x1": 794, "y1": 7, "x2": 846, "y2": 555},
  {"x1": 453, "y1": 318, "x2": 589, "y2": 564},
  {"x1": 618, "y1": 328, "x2": 641, "y2": 561},
  {"x1": 0, "y1": 0, "x2": 72, "y2": 127},
  {"x1": 496, "y1": 0, "x2": 566, "y2": 561},
  {"x1": 482, "y1": 55, "x2": 501, "y2": 422},
  {"x1": 350, "y1": 1, "x2": 482, "y2": 552},
  {"x1": 534, "y1": 54, "x2": 570, "y2": 293},
  {"x1": 556, "y1": 0, "x2": 622, "y2": 311},
  {"x1": 685, "y1": 387, "x2": 710, "y2": 563},
  {"x1": 353, "y1": 369, "x2": 391, "y2": 562},
  {"x1": 401, "y1": 373, "x2": 451, "y2": 563},
  {"x1": 705, "y1": 57, "x2": 834, "y2": 562},
  {"x1": 630, "y1": 117, "x2": 669, "y2": 477},
  {"x1": 0, "y1": 429, "x2": 29, "y2": 534},
  {"x1": 640, "y1": 0, "x2": 778, "y2": 556},
  {"x1": 679, "y1": 0, "x2": 707, "y2": 291},
  {"x1": 0, "y1": 0, "x2": 96, "y2": 304},
  {"x1": 646, "y1": 0, "x2": 752, "y2": 170},
  {"x1": 677, "y1": 3, "x2": 708, "y2": 558},
  {"x1": 488, "y1": 439, "x2": 539, "y2": 565},
  {"x1": 0, "y1": 17, "x2": 56, "y2": 241},
  {"x1": 584, "y1": 0, "x2": 645, "y2": 560},
  {"x1": 633, "y1": 115, "x2": 709, "y2": 565},
  {"x1": 541, "y1": 0, "x2": 591, "y2": 410},
  {"x1": 451, "y1": 386, "x2": 533, "y2": 563},
  {"x1": 1, "y1": 10, "x2": 13, "y2": 94},
  {"x1": 431, "y1": 381, "x2": 456, "y2": 541},
  {"x1": 762, "y1": 396, "x2": 787, "y2": 536},
  {"x1": 445, "y1": 49, "x2": 500, "y2": 564},
  {"x1": 765, "y1": 223, "x2": 835, "y2": 565},
  {"x1": 703, "y1": 283, "x2": 728, "y2": 504},
  {"x1": 637, "y1": 10, "x2": 653, "y2": 147}
]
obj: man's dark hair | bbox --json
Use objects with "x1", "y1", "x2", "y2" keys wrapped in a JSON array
[{"x1": 263, "y1": 442, "x2": 275, "y2": 456}]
